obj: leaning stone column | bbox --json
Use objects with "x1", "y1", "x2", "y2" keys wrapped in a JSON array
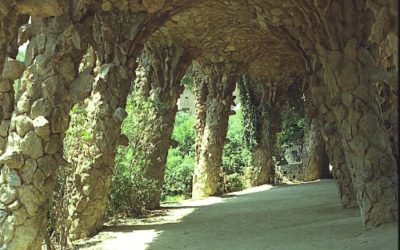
[
  {"x1": 325, "y1": 129, "x2": 358, "y2": 209},
  {"x1": 193, "y1": 64, "x2": 208, "y2": 169},
  {"x1": 304, "y1": 0, "x2": 398, "y2": 226},
  {"x1": 301, "y1": 103, "x2": 329, "y2": 181},
  {"x1": 309, "y1": 74, "x2": 358, "y2": 209},
  {"x1": 65, "y1": 9, "x2": 145, "y2": 240},
  {"x1": 241, "y1": 76, "x2": 284, "y2": 187},
  {"x1": 0, "y1": 59, "x2": 25, "y2": 153},
  {"x1": 192, "y1": 62, "x2": 237, "y2": 199},
  {"x1": 246, "y1": 106, "x2": 281, "y2": 187},
  {"x1": 134, "y1": 40, "x2": 192, "y2": 209},
  {"x1": 66, "y1": 64, "x2": 131, "y2": 240},
  {"x1": 0, "y1": 15, "x2": 89, "y2": 249},
  {"x1": 0, "y1": 9, "x2": 9, "y2": 75},
  {"x1": 318, "y1": 43, "x2": 398, "y2": 226}
]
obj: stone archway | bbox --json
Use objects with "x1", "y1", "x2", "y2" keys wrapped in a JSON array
[{"x1": 0, "y1": 0, "x2": 397, "y2": 248}]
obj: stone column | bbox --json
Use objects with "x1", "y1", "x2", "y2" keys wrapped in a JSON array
[
  {"x1": 134, "y1": 41, "x2": 192, "y2": 209},
  {"x1": 302, "y1": 0, "x2": 399, "y2": 226},
  {"x1": 0, "y1": 59, "x2": 25, "y2": 153},
  {"x1": 309, "y1": 74, "x2": 358, "y2": 209},
  {"x1": 193, "y1": 64, "x2": 208, "y2": 170},
  {"x1": 324, "y1": 128, "x2": 358, "y2": 209},
  {"x1": 317, "y1": 43, "x2": 398, "y2": 226},
  {"x1": 66, "y1": 64, "x2": 131, "y2": 240},
  {"x1": 0, "y1": 9, "x2": 9, "y2": 75},
  {"x1": 301, "y1": 103, "x2": 329, "y2": 181},
  {"x1": 241, "y1": 77, "x2": 284, "y2": 187},
  {"x1": 192, "y1": 63, "x2": 237, "y2": 199},
  {"x1": 0, "y1": 15, "x2": 90, "y2": 249},
  {"x1": 65, "y1": 10, "x2": 145, "y2": 240},
  {"x1": 247, "y1": 105, "x2": 281, "y2": 187}
]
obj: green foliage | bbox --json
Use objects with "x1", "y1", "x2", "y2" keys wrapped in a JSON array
[
  {"x1": 222, "y1": 173, "x2": 243, "y2": 193},
  {"x1": 222, "y1": 108, "x2": 249, "y2": 192},
  {"x1": 171, "y1": 112, "x2": 196, "y2": 157},
  {"x1": 163, "y1": 111, "x2": 195, "y2": 199},
  {"x1": 276, "y1": 99, "x2": 306, "y2": 165},
  {"x1": 277, "y1": 78, "x2": 306, "y2": 149},
  {"x1": 108, "y1": 94, "x2": 158, "y2": 217},
  {"x1": 64, "y1": 104, "x2": 92, "y2": 148},
  {"x1": 223, "y1": 108, "x2": 250, "y2": 175},
  {"x1": 163, "y1": 148, "x2": 194, "y2": 199},
  {"x1": 16, "y1": 47, "x2": 26, "y2": 62},
  {"x1": 238, "y1": 76, "x2": 259, "y2": 150},
  {"x1": 47, "y1": 102, "x2": 90, "y2": 247},
  {"x1": 277, "y1": 105, "x2": 305, "y2": 148},
  {"x1": 108, "y1": 146, "x2": 157, "y2": 216},
  {"x1": 181, "y1": 64, "x2": 194, "y2": 91}
]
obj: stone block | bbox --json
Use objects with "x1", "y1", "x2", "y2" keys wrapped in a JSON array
[
  {"x1": 37, "y1": 155, "x2": 58, "y2": 177},
  {"x1": 1, "y1": 58, "x2": 25, "y2": 80},
  {"x1": 16, "y1": 0, "x2": 66, "y2": 17},
  {"x1": 21, "y1": 131, "x2": 43, "y2": 159},
  {"x1": 142, "y1": 0, "x2": 165, "y2": 13},
  {"x1": 33, "y1": 169, "x2": 45, "y2": 187},
  {"x1": 19, "y1": 185, "x2": 42, "y2": 216},
  {"x1": 41, "y1": 75, "x2": 58, "y2": 99},
  {"x1": 16, "y1": 93, "x2": 32, "y2": 114},
  {"x1": 0, "y1": 120, "x2": 10, "y2": 137},
  {"x1": 112, "y1": 107, "x2": 127, "y2": 122},
  {"x1": 69, "y1": 70, "x2": 94, "y2": 103},
  {"x1": 44, "y1": 134, "x2": 62, "y2": 154},
  {"x1": 20, "y1": 159, "x2": 37, "y2": 184},
  {"x1": 0, "y1": 150, "x2": 25, "y2": 169},
  {"x1": 14, "y1": 115, "x2": 34, "y2": 137},
  {"x1": 0, "y1": 186, "x2": 17, "y2": 205},
  {"x1": 6, "y1": 170, "x2": 22, "y2": 187},
  {"x1": 33, "y1": 116, "x2": 50, "y2": 139},
  {"x1": 50, "y1": 109, "x2": 68, "y2": 133},
  {"x1": 0, "y1": 81, "x2": 13, "y2": 93},
  {"x1": 30, "y1": 98, "x2": 51, "y2": 119}
]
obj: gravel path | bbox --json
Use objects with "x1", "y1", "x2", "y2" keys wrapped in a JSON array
[{"x1": 75, "y1": 180, "x2": 398, "y2": 250}]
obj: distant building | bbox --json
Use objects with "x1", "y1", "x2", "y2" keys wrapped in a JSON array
[
  {"x1": 177, "y1": 88, "x2": 196, "y2": 115},
  {"x1": 177, "y1": 86, "x2": 240, "y2": 115}
]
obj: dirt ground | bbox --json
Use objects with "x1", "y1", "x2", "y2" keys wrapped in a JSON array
[{"x1": 74, "y1": 180, "x2": 398, "y2": 250}]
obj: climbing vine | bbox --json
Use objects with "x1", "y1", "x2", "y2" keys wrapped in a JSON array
[{"x1": 238, "y1": 75, "x2": 259, "y2": 151}]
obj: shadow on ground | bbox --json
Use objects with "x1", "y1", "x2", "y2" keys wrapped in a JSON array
[{"x1": 75, "y1": 180, "x2": 398, "y2": 250}]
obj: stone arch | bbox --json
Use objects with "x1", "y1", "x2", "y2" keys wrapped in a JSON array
[{"x1": 0, "y1": 1, "x2": 397, "y2": 248}]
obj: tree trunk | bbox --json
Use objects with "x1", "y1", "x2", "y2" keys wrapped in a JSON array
[{"x1": 0, "y1": 15, "x2": 87, "y2": 249}]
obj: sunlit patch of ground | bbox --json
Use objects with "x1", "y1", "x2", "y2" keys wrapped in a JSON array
[
  {"x1": 74, "y1": 207, "x2": 196, "y2": 250},
  {"x1": 74, "y1": 180, "x2": 398, "y2": 250}
]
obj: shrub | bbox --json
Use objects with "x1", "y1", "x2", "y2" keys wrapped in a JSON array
[
  {"x1": 162, "y1": 111, "x2": 195, "y2": 200},
  {"x1": 108, "y1": 94, "x2": 159, "y2": 217},
  {"x1": 108, "y1": 146, "x2": 157, "y2": 217},
  {"x1": 222, "y1": 108, "x2": 249, "y2": 192}
]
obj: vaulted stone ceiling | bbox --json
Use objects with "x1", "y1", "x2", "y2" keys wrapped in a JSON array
[{"x1": 147, "y1": 0, "x2": 306, "y2": 81}]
